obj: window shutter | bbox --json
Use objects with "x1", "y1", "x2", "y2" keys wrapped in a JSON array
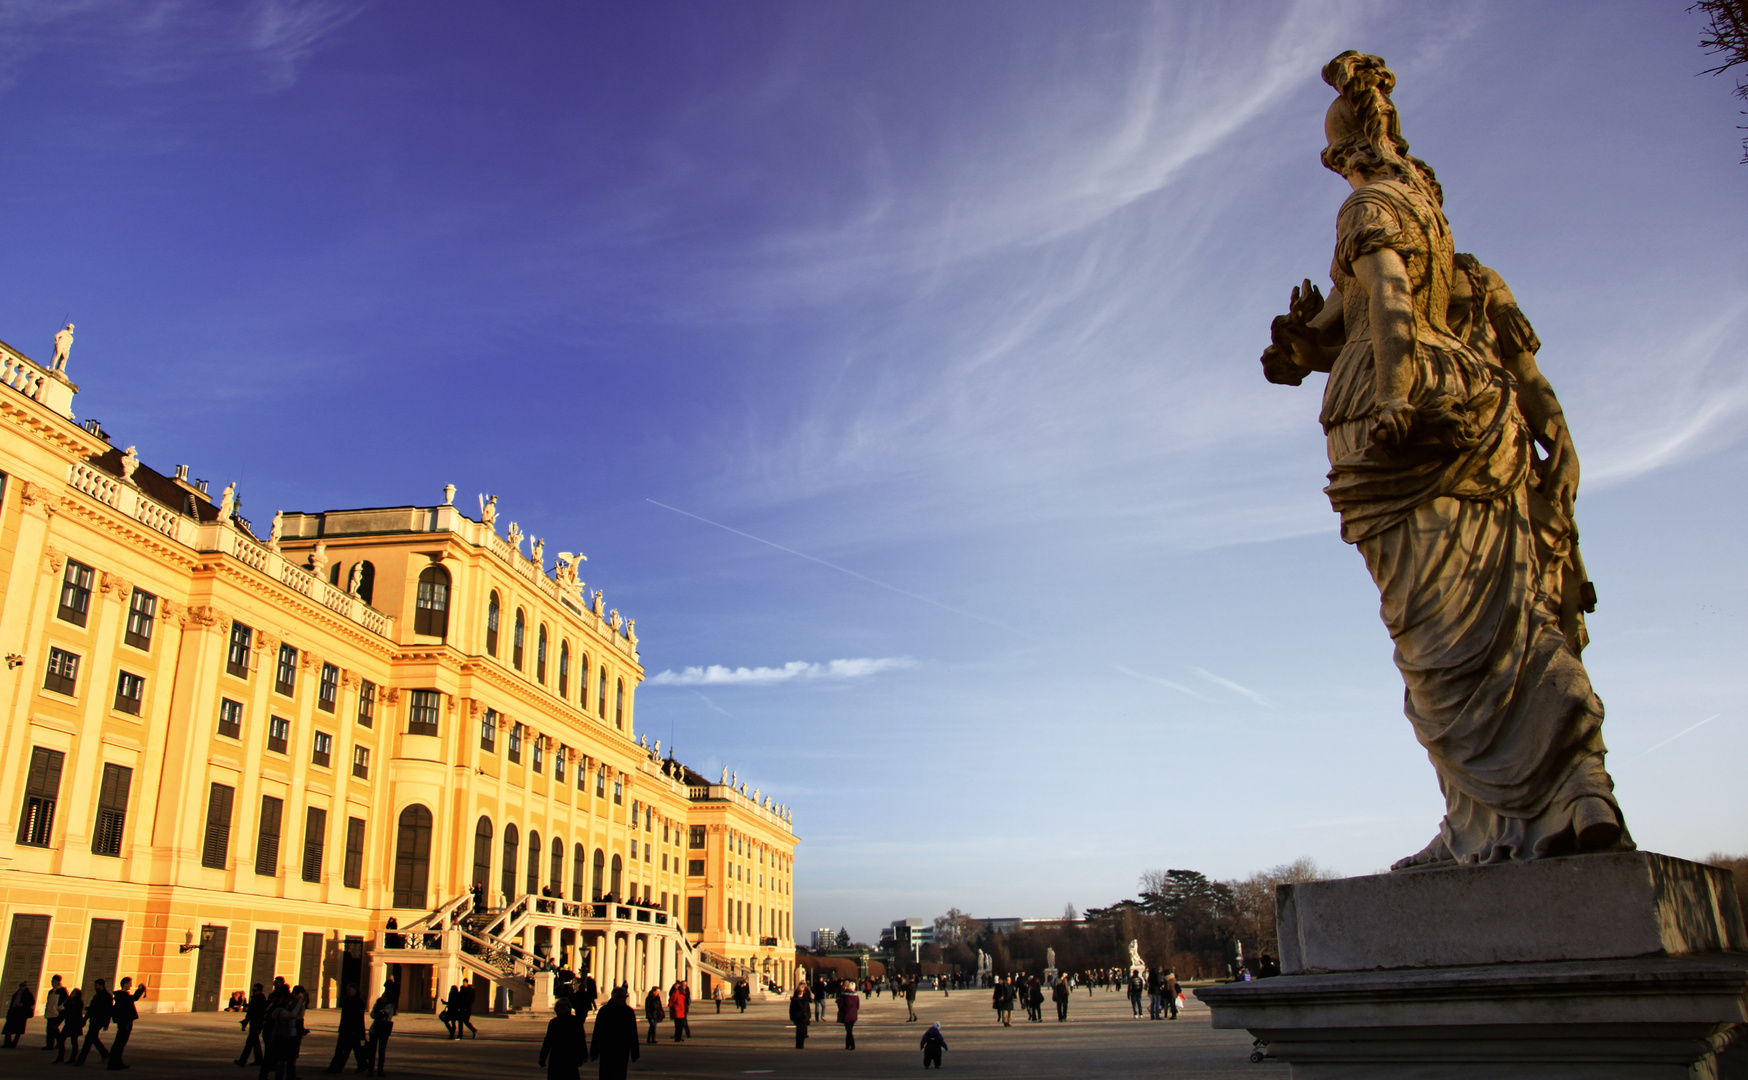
[
  {"x1": 202, "y1": 783, "x2": 235, "y2": 869},
  {"x1": 302, "y1": 806, "x2": 327, "y2": 884}
]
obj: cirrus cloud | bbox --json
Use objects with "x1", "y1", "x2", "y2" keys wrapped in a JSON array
[{"x1": 649, "y1": 656, "x2": 915, "y2": 687}]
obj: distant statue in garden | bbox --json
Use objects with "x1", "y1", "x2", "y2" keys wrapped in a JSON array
[{"x1": 1258, "y1": 51, "x2": 1628, "y2": 870}]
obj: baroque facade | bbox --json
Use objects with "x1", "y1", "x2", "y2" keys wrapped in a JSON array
[{"x1": 0, "y1": 341, "x2": 797, "y2": 1012}]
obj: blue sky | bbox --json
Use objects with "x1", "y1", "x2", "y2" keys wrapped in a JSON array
[{"x1": 3, "y1": 1, "x2": 1744, "y2": 941}]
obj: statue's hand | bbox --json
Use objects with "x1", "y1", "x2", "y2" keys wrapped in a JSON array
[
  {"x1": 1288, "y1": 279, "x2": 1324, "y2": 324},
  {"x1": 1260, "y1": 342, "x2": 1307, "y2": 386},
  {"x1": 1370, "y1": 399, "x2": 1417, "y2": 451},
  {"x1": 1539, "y1": 438, "x2": 1580, "y2": 520}
]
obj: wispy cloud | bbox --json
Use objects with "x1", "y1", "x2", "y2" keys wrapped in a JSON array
[
  {"x1": 1195, "y1": 667, "x2": 1273, "y2": 708},
  {"x1": 1112, "y1": 664, "x2": 1211, "y2": 701},
  {"x1": 650, "y1": 657, "x2": 916, "y2": 687}
]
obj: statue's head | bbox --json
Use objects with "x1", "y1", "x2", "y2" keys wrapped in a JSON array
[{"x1": 1318, "y1": 50, "x2": 1442, "y2": 205}]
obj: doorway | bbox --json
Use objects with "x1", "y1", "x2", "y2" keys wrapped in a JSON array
[{"x1": 192, "y1": 925, "x2": 229, "y2": 1011}]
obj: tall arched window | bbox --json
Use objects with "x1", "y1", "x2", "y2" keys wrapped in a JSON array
[
  {"x1": 615, "y1": 679, "x2": 625, "y2": 729},
  {"x1": 501, "y1": 824, "x2": 519, "y2": 901},
  {"x1": 392, "y1": 804, "x2": 433, "y2": 909},
  {"x1": 558, "y1": 643, "x2": 570, "y2": 698},
  {"x1": 537, "y1": 625, "x2": 548, "y2": 682},
  {"x1": 513, "y1": 610, "x2": 526, "y2": 670},
  {"x1": 486, "y1": 592, "x2": 501, "y2": 656},
  {"x1": 549, "y1": 836, "x2": 563, "y2": 895},
  {"x1": 472, "y1": 816, "x2": 493, "y2": 892},
  {"x1": 610, "y1": 853, "x2": 623, "y2": 897},
  {"x1": 597, "y1": 667, "x2": 607, "y2": 719},
  {"x1": 356, "y1": 561, "x2": 376, "y2": 605},
  {"x1": 526, "y1": 829, "x2": 541, "y2": 896},
  {"x1": 579, "y1": 653, "x2": 590, "y2": 709},
  {"x1": 414, "y1": 565, "x2": 451, "y2": 639},
  {"x1": 572, "y1": 843, "x2": 585, "y2": 902},
  {"x1": 591, "y1": 849, "x2": 605, "y2": 900}
]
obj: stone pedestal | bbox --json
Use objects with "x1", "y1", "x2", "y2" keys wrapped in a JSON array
[{"x1": 1198, "y1": 853, "x2": 1748, "y2": 1078}]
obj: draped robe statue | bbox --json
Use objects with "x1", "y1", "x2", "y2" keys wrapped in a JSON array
[{"x1": 1261, "y1": 52, "x2": 1630, "y2": 870}]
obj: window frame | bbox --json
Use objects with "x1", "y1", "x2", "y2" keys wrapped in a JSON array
[
  {"x1": 343, "y1": 816, "x2": 365, "y2": 888},
  {"x1": 302, "y1": 806, "x2": 327, "y2": 884},
  {"x1": 267, "y1": 715, "x2": 290, "y2": 754},
  {"x1": 513, "y1": 609, "x2": 526, "y2": 670},
  {"x1": 351, "y1": 745, "x2": 370, "y2": 780},
  {"x1": 274, "y1": 644, "x2": 298, "y2": 696},
  {"x1": 218, "y1": 697, "x2": 244, "y2": 739},
  {"x1": 202, "y1": 782, "x2": 234, "y2": 869},
  {"x1": 17, "y1": 746, "x2": 65, "y2": 847},
  {"x1": 311, "y1": 730, "x2": 333, "y2": 768},
  {"x1": 91, "y1": 762, "x2": 132, "y2": 858},
  {"x1": 227, "y1": 622, "x2": 254, "y2": 679},
  {"x1": 486, "y1": 591, "x2": 500, "y2": 656},
  {"x1": 479, "y1": 708, "x2": 497, "y2": 752},
  {"x1": 57, "y1": 559, "x2": 94, "y2": 626},
  {"x1": 113, "y1": 670, "x2": 144, "y2": 716},
  {"x1": 318, "y1": 663, "x2": 339, "y2": 713},
  {"x1": 357, "y1": 679, "x2": 376, "y2": 728},
  {"x1": 414, "y1": 565, "x2": 451, "y2": 639},
  {"x1": 255, "y1": 795, "x2": 283, "y2": 876},
  {"x1": 408, "y1": 689, "x2": 441, "y2": 737},
  {"x1": 123, "y1": 588, "x2": 157, "y2": 650},
  {"x1": 43, "y1": 647, "x2": 80, "y2": 696}
]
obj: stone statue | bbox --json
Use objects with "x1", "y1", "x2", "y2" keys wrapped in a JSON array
[
  {"x1": 1259, "y1": 52, "x2": 1627, "y2": 870},
  {"x1": 119, "y1": 446, "x2": 139, "y2": 484},
  {"x1": 479, "y1": 493, "x2": 498, "y2": 528},
  {"x1": 308, "y1": 540, "x2": 329, "y2": 578},
  {"x1": 609, "y1": 609, "x2": 622, "y2": 633},
  {"x1": 267, "y1": 511, "x2": 283, "y2": 551},
  {"x1": 50, "y1": 323, "x2": 73, "y2": 372},
  {"x1": 592, "y1": 591, "x2": 605, "y2": 617},
  {"x1": 506, "y1": 522, "x2": 522, "y2": 551},
  {"x1": 346, "y1": 561, "x2": 363, "y2": 597},
  {"x1": 652, "y1": 738, "x2": 660, "y2": 757},
  {"x1": 720, "y1": 768, "x2": 729, "y2": 785},
  {"x1": 555, "y1": 552, "x2": 586, "y2": 593},
  {"x1": 216, "y1": 482, "x2": 236, "y2": 523},
  {"x1": 1128, "y1": 940, "x2": 1144, "y2": 975},
  {"x1": 530, "y1": 537, "x2": 544, "y2": 567},
  {"x1": 443, "y1": 484, "x2": 456, "y2": 506},
  {"x1": 1046, "y1": 947, "x2": 1056, "y2": 971},
  {"x1": 626, "y1": 619, "x2": 637, "y2": 645}
]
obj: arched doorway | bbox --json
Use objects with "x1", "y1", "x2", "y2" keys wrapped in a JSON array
[{"x1": 392, "y1": 804, "x2": 433, "y2": 909}]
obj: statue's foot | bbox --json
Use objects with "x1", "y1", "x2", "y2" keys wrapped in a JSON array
[
  {"x1": 1390, "y1": 835, "x2": 1454, "y2": 872},
  {"x1": 1572, "y1": 796, "x2": 1623, "y2": 851}
]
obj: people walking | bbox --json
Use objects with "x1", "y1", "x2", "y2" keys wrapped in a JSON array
[
  {"x1": 76, "y1": 980, "x2": 110, "y2": 1064},
  {"x1": 53, "y1": 988, "x2": 84, "y2": 1063},
  {"x1": 588, "y1": 986, "x2": 639, "y2": 1080},
  {"x1": 324, "y1": 984, "x2": 368, "y2": 1074},
  {"x1": 920, "y1": 1021, "x2": 948, "y2": 1069},
  {"x1": 106, "y1": 977, "x2": 145, "y2": 1070},
  {"x1": 1127, "y1": 973, "x2": 1145, "y2": 1017},
  {"x1": 42, "y1": 975, "x2": 67, "y2": 1051},
  {"x1": 905, "y1": 976, "x2": 918, "y2": 1022},
  {"x1": 2, "y1": 980, "x2": 34, "y2": 1048},
  {"x1": 456, "y1": 981, "x2": 478, "y2": 1038},
  {"x1": 260, "y1": 983, "x2": 306, "y2": 1080},
  {"x1": 733, "y1": 979, "x2": 749, "y2": 1014},
  {"x1": 788, "y1": 985, "x2": 810, "y2": 1049},
  {"x1": 538, "y1": 999, "x2": 585, "y2": 1080},
  {"x1": 238, "y1": 984, "x2": 270, "y2": 1066},
  {"x1": 667, "y1": 982, "x2": 688, "y2": 1042},
  {"x1": 991, "y1": 977, "x2": 1012, "y2": 1027},
  {"x1": 1163, "y1": 970, "x2": 1180, "y2": 1019},
  {"x1": 365, "y1": 982, "x2": 396, "y2": 1078},
  {"x1": 1053, "y1": 976, "x2": 1070, "y2": 1021},
  {"x1": 837, "y1": 984, "x2": 859, "y2": 1050},
  {"x1": 1027, "y1": 978, "x2": 1043, "y2": 1022},
  {"x1": 641, "y1": 988, "x2": 662, "y2": 1045}
]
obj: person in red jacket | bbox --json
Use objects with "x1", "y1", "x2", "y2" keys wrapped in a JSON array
[{"x1": 667, "y1": 982, "x2": 689, "y2": 1042}]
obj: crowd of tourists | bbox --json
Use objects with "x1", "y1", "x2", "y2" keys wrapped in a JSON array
[{"x1": 2, "y1": 973, "x2": 146, "y2": 1067}]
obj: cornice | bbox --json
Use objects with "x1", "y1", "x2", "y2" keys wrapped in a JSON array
[
  {"x1": 57, "y1": 493, "x2": 200, "y2": 570},
  {"x1": 199, "y1": 559, "x2": 397, "y2": 658},
  {"x1": 0, "y1": 394, "x2": 99, "y2": 459}
]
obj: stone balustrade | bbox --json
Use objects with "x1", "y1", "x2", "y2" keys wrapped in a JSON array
[{"x1": 0, "y1": 341, "x2": 75, "y2": 418}]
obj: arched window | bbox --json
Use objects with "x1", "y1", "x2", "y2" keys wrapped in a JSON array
[
  {"x1": 356, "y1": 561, "x2": 376, "y2": 605},
  {"x1": 513, "y1": 610, "x2": 526, "y2": 670},
  {"x1": 572, "y1": 843, "x2": 586, "y2": 902},
  {"x1": 329, "y1": 562, "x2": 343, "y2": 587},
  {"x1": 579, "y1": 653, "x2": 590, "y2": 709},
  {"x1": 591, "y1": 848, "x2": 605, "y2": 900},
  {"x1": 414, "y1": 565, "x2": 451, "y2": 639},
  {"x1": 537, "y1": 625, "x2": 548, "y2": 682},
  {"x1": 472, "y1": 816, "x2": 493, "y2": 892},
  {"x1": 391, "y1": 804, "x2": 433, "y2": 909},
  {"x1": 486, "y1": 592, "x2": 500, "y2": 656},
  {"x1": 597, "y1": 667, "x2": 607, "y2": 719},
  {"x1": 549, "y1": 836, "x2": 563, "y2": 896},
  {"x1": 526, "y1": 829, "x2": 541, "y2": 896},
  {"x1": 615, "y1": 679, "x2": 625, "y2": 729},
  {"x1": 610, "y1": 853, "x2": 623, "y2": 897},
  {"x1": 501, "y1": 824, "x2": 519, "y2": 901},
  {"x1": 558, "y1": 643, "x2": 570, "y2": 698}
]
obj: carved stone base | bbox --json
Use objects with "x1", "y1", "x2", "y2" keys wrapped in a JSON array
[{"x1": 1198, "y1": 854, "x2": 1748, "y2": 1078}]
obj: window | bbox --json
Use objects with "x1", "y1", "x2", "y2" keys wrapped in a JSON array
[
  {"x1": 479, "y1": 709, "x2": 497, "y2": 752},
  {"x1": 58, "y1": 559, "x2": 93, "y2": 626},
  {"x1": 218, "y1": 698, "x2": 244, "y2": 739},
  {"x1": 357, "y1": 680, "x2": 376, "y2": 728},
  {"x1": 318, "y1": 664, "x2": 338, "y2": 713},
  {"x1": 17, "y1": 746, "x2": 64, "y2": 847},
  {"x1": 354, "y1": 561, "x2": 376, "y2": 605},
  {"x1": 124, "y1": 589, "x2": 156, "y2": 650},
  {"x1": 227, "y1": 622, "x2": 253, "y2": 678},
  {"x1": 555, "y1": 745, "x2": 567, "y2": 783},
  {"x1": 549, "y1": 836, "x2": 564, "y2": 895},
  {"x1": 687, "y1": 895, "x2": 704, "y2": 933},
  {"x1": 43, "y1": 647, "x2": 79, "y2": 696},
  {"x1": 631, "y1": 799, "x2": 640, "y2": 822},
  {"x1": 302, "y1": 807, "x2": 326, "y2": 883},
  {"x1": 267, "y1": 716, "x2": 290, "y2": 754},
  {"x1": 532, "y1": 738, "x2": 544, "y2": 772},
  {"x1": 255, "y1": 795, "x2": 283, "y2": 876},
  {"x1": 688, "y1": 859, "x2": 705, "y2": 877},
  {"x1": 473, "y1": 817, "x2": 493, "y2": 891},
  {"x1": 572, "y1": 843, "x2": 586, "y2": 902},
  {"x1": 275, "y1": 644, "x2": 298, "y2": 696},
  {"x1": 508, "y1": 723, "x2": 523, "y2": 764},
  {"x1": 595, "y1": 769, "x2": 606, "y2": 798},
  {"x1": 486, "y1": 592, "x2": 500, "y2": 656},
  {"x1": 689, "y1": 826, "x2": 705, "y2": 849},
  {"x1": 536, "y1": 625, "x2": 548, "y2": 682},
  {"x1": 392, "y1": 804, "x2": 432, "y2": 908},
  {"x1": 311, "y1": 731, "x2": 332, "y2": 768},
  {"x1": 579, "y1": 653, "x2": 589, "y2": 709},
  {"x1": 501, "y1": 824, "x2": 519, "y2": 900},
  {"x1": 577, "y1": 758, "x2": 588, "y2": 791},
  {"x1": 513, "y1": 610, "x2": 525, "y2": 669},
  {"x1": 113, "y1": 671, "x2": 143, "y2": 715},
  {"x1": 610, "y1": 853, "x2": 623, "y2": 896},
  {"x1": 613, "y1": 778, "x2": 622, "y2": 805},
  {"x1": 91, "y1": 762, "x2": 132, "y2": 857},
  {"x1": 202, "y1": 783, "x2": 234, "y2": 869},
  {"x1": 408, "y1": 690, "x2": 440, "y2": 736},
  {"x1": 615, "y1": 678, "x2": 625, "y2": 729},
  {"x1": 591, "y1": 848, "x2": 605, "y2": 899},
  {"x1": 414, "y1": 566, "x2": 450, "y2": 638},
  {"x1": 558, "y1": 642, "x2": 569, "y2": 697},
  {"x1": 351, "y1": 745, "x2": 370, "y2": 780},
  {"x1": 597, "y1": 666, "x2": 607, "y2": 718},
  {"x1": 343, "y1": 816, "x2": 365, "y2": 888}
]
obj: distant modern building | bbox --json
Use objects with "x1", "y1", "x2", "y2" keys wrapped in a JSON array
[
  {"x1": 878, "y1": 918, "x2": 934, "y2": 955},
  {"x1": 978, "y1": 917, "x2": 1082, "y2": 935},
  {"x1": 812, "y1": 928, "x2": 838, "y2": 949}
]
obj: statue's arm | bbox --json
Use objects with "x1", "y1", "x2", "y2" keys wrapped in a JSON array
[
  {"x1": 1350, "y1": 248, "x2": 1417, "y2": 446},
  {"x1": 1486, "y1": 277, "x2": 1579, "y2": 516}
]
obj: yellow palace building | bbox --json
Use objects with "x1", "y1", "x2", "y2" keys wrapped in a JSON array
[{"x1": 0, "y1": 338, "x2": 798, "y2": 1012}]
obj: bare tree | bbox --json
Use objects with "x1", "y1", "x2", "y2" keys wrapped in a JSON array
[{"x1": 1693, "y1": 0, "x2": 1748, "y2": 160}]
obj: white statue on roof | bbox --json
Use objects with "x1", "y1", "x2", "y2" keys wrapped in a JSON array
[
  {"x1": 50, "y1": 323, "x2": 73, "y2": 372},
  {"x1": 479, "y1": 493, "x2": 498, "y2": 528},
  {"x1": 530, "y1": 537, "x2": 544, "y2": 567},
  {"x1": 346, "y1": 562, "x2": 363, "y2": 597},
  {"x1": 268, "y1": 511, "x2": 283, "y2": 551},
  {"x1": 216, "y1": 482, "x2": 236, "y2": 523},
  {"x1": 119, "y1": 446, "x2": 139, "y2": 484},
  {"x1": 506, "y1": 522, "x2": 522, "y2": 551}
]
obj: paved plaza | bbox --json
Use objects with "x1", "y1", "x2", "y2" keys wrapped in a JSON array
[{"x1": 0, "y1": 985, "x2": 1273, "y2": 1079}]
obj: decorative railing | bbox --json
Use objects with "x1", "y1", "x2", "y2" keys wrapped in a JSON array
[
  {"x1": 67, "y1": 462, "x2": 119, "y2": 506},
  {"x1": 0, "y1": 352, "x2": 46, "y2": 402}
]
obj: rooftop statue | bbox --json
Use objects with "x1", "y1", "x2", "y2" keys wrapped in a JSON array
[
  {"x1": 267, "y1": 511, "x2": 283, "y2": 551},
  {"x1": 50, "y1": 323, "x2": 73, "y2": 372},
  {"x1": 216, "y1": 482, "x2": 236, "y2": 524},
  {"x1": 1259, "y1": 51, "x2": 1628, "y2": 870},
  {"x1": 479, "y1": 493, "x2": 498, "y2": 528},
  {"x1": 119, "y1": 446, "x2": 139, "y2": 485}
]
